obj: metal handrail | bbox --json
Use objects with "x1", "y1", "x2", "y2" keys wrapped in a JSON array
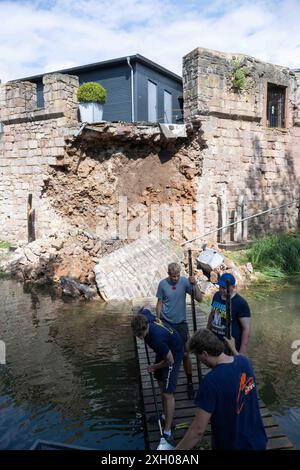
[{"x1": 181, "y1": 199, "x2": 300, "y2": 246}]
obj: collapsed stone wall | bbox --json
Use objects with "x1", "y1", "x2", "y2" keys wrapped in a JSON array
[
  {"x1": 0, "y1": 74, "x2": 79, "y2": 243},
  {"x1": 183, "y1": 47, "x2": 300, "y2": 242},
  {"x1": 2, "y1": 49, "x2": 300, "y2": 251},
  {"x1": 45, "y1": 122, "x2": 204, "y2": 241},
  {"x1": 2, "y1": 48, "x2": 300, "y2": 295},
  {"x1": 1, "y1": 117, "x2": 204, "y2": 287}
]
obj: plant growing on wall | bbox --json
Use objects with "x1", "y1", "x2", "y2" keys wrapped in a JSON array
[
  {"x1": 231, "y1": 60, "x2": 249, "y2": 92},
  {"x1": 77, "y1": 82, "x2": 107, "y2": 104}
]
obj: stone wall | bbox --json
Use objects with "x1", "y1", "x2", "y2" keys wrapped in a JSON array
[
  {"x1": 1, "y1": 47, "x2": 300, "y2": 251},
  {"x1": 94, "y1": 236, "x2": 184, "y2": 301},
  {"x1": 45, "y1": 122, "x2": 203, "y2": 244},
  {"x1": 0, "y1": 74, "x2": 79, "y2": 242},
  {"x1": 0, "y1": 120, "x2": 202, "y2": 286},
  {"x1": 183, "y1": 47, "x2": 300, "y2": 242}
]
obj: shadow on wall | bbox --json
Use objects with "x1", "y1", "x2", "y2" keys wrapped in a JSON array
[{"x1": 245, "y1": 134, "x2": 300, "y2": 237}]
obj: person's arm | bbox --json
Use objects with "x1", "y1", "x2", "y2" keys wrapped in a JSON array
[
  {"x1": 147, "y1": 351, "x2": 174, "y2": 372},
  {"x1": 176, "y1": 409, "x2": 211, "y2": 450},
  {"x1": 224, "y1": 336, "x2": 239, "y2": 356},
  {"x1": 155, "y1": 281, "x2": 163, "y2": 319},
  {"x1": 239, "y1": 317, "x2": 251, "y2": 355},
  {"x1": 189, "y1": 276, "x2": 203, "y2": 302},
  {"x1": 155, "y1": 299, "x2": 163, "y2": 319},
  {"x1": 207, "y1": 308, "x2": 214, "y2": 329}
]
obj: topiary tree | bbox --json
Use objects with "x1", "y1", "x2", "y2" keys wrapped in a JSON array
[{"x1": 77, "y1": 82, "x2": 107, "y2": 104}]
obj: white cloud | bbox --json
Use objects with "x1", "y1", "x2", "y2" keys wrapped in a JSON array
[{"x1": 0, "y1": 0, "x2": 299, "y2": 82}]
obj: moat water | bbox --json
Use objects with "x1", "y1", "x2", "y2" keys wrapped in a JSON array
[{"x1": 0, "y1": 278, "x2": 299, "y2": 449}]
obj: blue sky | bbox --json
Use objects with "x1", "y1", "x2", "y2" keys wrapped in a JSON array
[{"x1": 0, "y1": 0, "x2": 299, "y2": 82}]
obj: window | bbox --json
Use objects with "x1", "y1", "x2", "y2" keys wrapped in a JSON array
[
  {"x1": 148, "y1": 80, "x2": 157, "y2": 122},
  {"x1": 266, "y1": 83, "x2": 286, "y2": 128},
  {"x1": 175, "y1": 96, "x2": 184, "y2": 123},
  {"x1": 163, "y1": 90, "x2": 172, "y2": 123},
  {"x1": 36, "y1": 82, "x2": 45, "y2": 108}
]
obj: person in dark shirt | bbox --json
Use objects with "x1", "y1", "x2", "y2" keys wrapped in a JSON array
[
  {"x1": 176, "y1": 328, "x2": 267, "y2": 450},
  {"x1": 131, "y1": 308, "x2": 184, "y2": 442},
  {"x1": 207, "y1": 273, "x2": 251, "y2": 354}
]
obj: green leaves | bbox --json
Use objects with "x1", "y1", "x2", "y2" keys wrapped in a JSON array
[
  {"x1": 77, "y1": 82, "x2": 107, "y2": 104},
  {"x1": 232, "y1": 60, "x2": 248, "y2": 91},
  {"x1": 248, "y1": 234, "x2": 300, "y2": 278},
  {"x1": 0, "y1": 241, "x2": 11, "y2": 249}
]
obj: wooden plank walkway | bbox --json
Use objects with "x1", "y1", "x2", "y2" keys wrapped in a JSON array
[{"x1": 132, "y1": 297, "x2": 294, "y2": 451}]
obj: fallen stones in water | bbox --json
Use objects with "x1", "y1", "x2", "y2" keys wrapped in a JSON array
[
  {"x1": 0, "y1": 230, "x2": 256, "y2": 302},
  {"x1": 60, "y1": 277, "x2": 96, "y2": 300},
  {"x1": 0, "y1": 230, "x2": 127, "y2": 299}
]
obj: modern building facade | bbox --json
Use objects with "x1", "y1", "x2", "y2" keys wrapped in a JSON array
[{"x1": 21, "y1": 54, "x2": 183, "y2": 124}]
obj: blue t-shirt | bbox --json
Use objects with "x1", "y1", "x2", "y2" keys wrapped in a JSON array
[
  {"x1": 195, "y1": 355, "x2": 267, "y2": 450},
  {"x1": 156, "y1": 276, "x2": 193, "y2": 324},
  {"x1": 143, "y1": 309, "x2": 184, "y2": 363},
  {"x1": 211, "y1": 292, "x2": 250, "y2": 351},
  {"x1": 142, "y1": 308, "x2": 157, "y2": 324}
]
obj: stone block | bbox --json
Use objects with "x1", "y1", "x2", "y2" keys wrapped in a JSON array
[
  {"x1": 47, "y1": 157, "x2": 57, "y2": 165},
  {"x1": 54, "y1": 137, "x2": 65, "y2": 147},
  {"x1": 28, "y1": 140, "x2": 38, "y2": 149}
]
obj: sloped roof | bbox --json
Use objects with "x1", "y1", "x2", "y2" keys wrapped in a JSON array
[{"x1": 19, "y1": 54, "x2": 182, "y2": 83}]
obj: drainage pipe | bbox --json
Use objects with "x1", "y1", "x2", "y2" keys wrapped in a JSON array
[{"x1": 127, "y1": 57, "x2": 135, "y2": 122}]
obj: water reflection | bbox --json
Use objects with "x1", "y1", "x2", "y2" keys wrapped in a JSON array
[
  {"x1": 0, "y1": 280, "x2": 144, "y2": 450},
  {"x1": 1, "y1": 277, "x2": 299, "y2": 450},
  {"x1": 199, "y1": 279, "x2": 300, "y2": 448},
  {"x1": 245, "y1": 279, "x2": 300, "y2": 448}
]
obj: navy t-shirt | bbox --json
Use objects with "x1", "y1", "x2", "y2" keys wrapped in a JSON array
[
  {"x1": 195, "y1": 355, "x2": 267, "y2": 450},
  {"x1": 142, "y1": 309, "x2": 184, "y2": 363},
  {"x1": 142, "y1": 308, "x2": 157, "y2": 324},
  {"x1": 211, "y1": 292, "x2": 251, "y2": 351}
]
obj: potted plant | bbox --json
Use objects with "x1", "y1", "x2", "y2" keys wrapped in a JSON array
[{"x1": 77, "y1": 81, "x2": 107, "y2": 123}]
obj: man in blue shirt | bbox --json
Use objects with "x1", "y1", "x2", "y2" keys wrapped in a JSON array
[
  {"x1": 176, "y1": 329, "x2": 267, "y2": 450},
  {"x1": 207, "y1": 273, "x2": 251, "y2": 354},
  {"x1": 156, "y1": 262, "x2": 203, "y2": 397},
  {"x1": 131, "y1": 308, "x2": 184, "y2": 441}
]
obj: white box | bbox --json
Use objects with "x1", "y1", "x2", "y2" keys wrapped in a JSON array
[{"x1": 197, "y1": 249, "x2": 224, "y2": 271}]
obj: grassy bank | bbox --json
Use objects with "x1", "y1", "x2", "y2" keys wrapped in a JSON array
[
  {"x1": 248, "y1": 234, "x2": 300, "y2": 278},
  {"x1": 0, "y1": 241, "x2": 13, "y2": 275},
  {"x1": 227, "y1": 234, "x2": 300, "y2": 280}
]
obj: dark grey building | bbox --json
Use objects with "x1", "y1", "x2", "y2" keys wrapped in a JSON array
[{"x1": 21, "y1": 54, "x2": 183, "y2": 124}]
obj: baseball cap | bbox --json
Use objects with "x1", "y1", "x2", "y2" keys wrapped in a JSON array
[{"x1": 216, "y1": 273, "x2": 236, "y2": 287}]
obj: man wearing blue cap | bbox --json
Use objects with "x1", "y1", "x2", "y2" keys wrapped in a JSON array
[{"x1": 207, "y1": 273, "x2": 251, "y2": 354}]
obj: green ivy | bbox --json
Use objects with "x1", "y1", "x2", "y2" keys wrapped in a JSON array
[{"x1": 77, "y1": 82, "x2": 107, "y2": 104}]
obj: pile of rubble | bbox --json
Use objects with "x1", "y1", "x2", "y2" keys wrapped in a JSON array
[
  {"x1": 185, "y1": 245, "x2": 256, "y2": 297},
  {"x1": 0, "y1": 229, "x2": 127, "y2": 299},
  {"x1": 0, "y1": 231, "x2": 256, "y2": 301}
]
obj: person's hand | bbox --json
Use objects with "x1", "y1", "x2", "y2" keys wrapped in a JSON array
[
  {"x1": 147, "y1": 364, "x2": 156, "y2": 373},
  {"x1": 189, "y1": 276, "x2": 196, "y2": 285},
  {"x1": 224, "y1": 337, "x2": 238, "y2": 356}
]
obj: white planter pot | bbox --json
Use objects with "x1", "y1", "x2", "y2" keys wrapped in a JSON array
[{"x1": 79, "y1": 102, "x2": 104, "y2": 123}]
